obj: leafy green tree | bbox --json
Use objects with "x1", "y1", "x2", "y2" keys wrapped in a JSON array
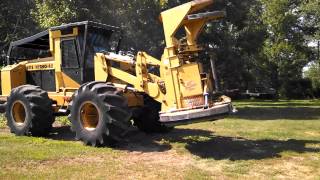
[
  {"x1": 31, "y1": 0, "x2": 165, "y2": 56},
  {"x1": 261, "y1": 0, "x2": 311, "y2": 96},
  {"x1": 0, "y1": 0, "x2": 37, "y2": 53},
  {"x1": 301, "y1": 0, "x2": 320, "y2": 69},
  {"x1": 5, "y1": 0, "x2": 316, "y2": 98},
  {"x1": 198, "y1": 0, "x2": 268, "y2": 90},
  {"x1": 305, "y1": 62, "x2": 320, "y2": 91},
  {"x1": 32, "y1": 0, "x2": 78, "y2": 28},
  {"x1": 300, "y1": 0, "x2": 320, "y2": 39},
  {"x1": 107, "y1": 1, "x2": 165, "y2": 56}
]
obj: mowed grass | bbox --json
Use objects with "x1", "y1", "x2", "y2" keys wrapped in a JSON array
[{"x1": 0, "y1": 100, "x2": 320, "y2": 179}]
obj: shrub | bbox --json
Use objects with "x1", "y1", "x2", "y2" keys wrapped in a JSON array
[{"x1": 280, "y1": 79, "x2": 313, "y2": 99}]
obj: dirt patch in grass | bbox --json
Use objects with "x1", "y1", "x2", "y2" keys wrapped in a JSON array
[
  {"x1": 40, "y1": 154, "x2": 106, "y2": 166},
  {"x1": 121, "y1": 149, "x2": 192, "y2": 168},
  {"x1": 0, "y1": 128, "x2": 9, "y2": 133}
]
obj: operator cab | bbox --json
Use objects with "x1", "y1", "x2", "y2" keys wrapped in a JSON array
[{"x1": 6, "y1": 21, "x2": 121, "y2": 91}]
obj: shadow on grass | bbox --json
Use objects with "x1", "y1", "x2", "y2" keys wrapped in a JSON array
[
  {"x1": 47, "y1": 126, "x2": 319, "y2": 160},
  {"x1": 163, "y1": 128, "x2": 320, "y2": 161},
  {"x1": 236, "y1": 101, "x2": 320, "y2": 107},
  {"x1": 116, "y1": 130, "x2": 172, "y2": 152},
  {"x1": 239, "y1": 103, "x2": 319, "y2": 107},
  {"x1": 48, "y1": 126, "x2": 172, "y2": 152},
  {"x1": 233, "y1": 107, "x2": 320, "y2": 120},
  {"x1": 49, "y1": 126, "x2": 75, "y2": 141}
]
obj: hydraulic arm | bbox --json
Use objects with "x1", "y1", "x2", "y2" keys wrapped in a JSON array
[{"x1": 94, "y1": 0, "x2": 234, "y2": 124}]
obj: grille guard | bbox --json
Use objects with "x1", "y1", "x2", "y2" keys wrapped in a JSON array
[{"x1": 160, "y1": 103, "x2": 236, "y2": 126}]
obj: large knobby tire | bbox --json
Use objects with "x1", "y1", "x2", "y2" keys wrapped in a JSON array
[
  {"x1": 6, "y1": 85, "x2": 54, "y2": 136},
  {"x1": 68, "y1": 82, "x2": 132, "y2": 147},
  {"x1": 133, "y1": 95, "x2": 173, "y2": 133}
]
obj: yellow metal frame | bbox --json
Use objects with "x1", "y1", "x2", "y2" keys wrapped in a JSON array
[
  {"x1": 94, "y1": 53, "x2": 164, "y2": 103},
  {"x1": 92, "y1": 0, "x2": 224, "y2": 111},
  {"x1": 1, "y1": 0, "x2": 224, "y2": 113},
  {"x1": 0, "y1": 64, "x2": 26, "y2": 96},
  {"x1": 50, "y1": 28, "x2": 81, "y2": 92}
]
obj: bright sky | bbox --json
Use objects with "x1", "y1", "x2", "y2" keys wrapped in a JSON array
[{"x1": 308, "y1": 41, "x2": 318, "y2": 47}]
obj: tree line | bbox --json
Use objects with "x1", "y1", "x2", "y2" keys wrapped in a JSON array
[{"x1": 0, "y1": 0, "x2": 319, "y2": 98}]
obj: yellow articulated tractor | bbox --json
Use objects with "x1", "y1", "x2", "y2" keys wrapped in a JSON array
[{"x1": 0, "y1": 0, "x2": 235, "y2": 146}]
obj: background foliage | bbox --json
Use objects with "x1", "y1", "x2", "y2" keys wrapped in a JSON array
[{"x1": 0, "y1": 0, "x2": 319, "y2": 98}]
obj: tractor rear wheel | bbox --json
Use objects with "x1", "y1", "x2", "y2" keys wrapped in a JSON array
[
  {"x1": 133, "y1": 95, "x2": 173, "y2": 133},
  {"x1": 6, "y1": 85, "x2": 54, "y2": 136},
  {"x1": 68, "y1": 82, "x2": 132, "y2": 146}
]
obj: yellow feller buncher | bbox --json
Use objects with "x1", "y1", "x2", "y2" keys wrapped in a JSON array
[{"x1": 0, "y1": 0, "x2": 235, "y2": 146}]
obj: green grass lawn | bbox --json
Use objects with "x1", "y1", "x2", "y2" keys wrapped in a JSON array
[{"x1": 0, "y1": 100, "x2": 320, "y2": 179}]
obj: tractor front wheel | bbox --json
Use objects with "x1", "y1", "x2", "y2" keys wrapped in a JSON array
[{"x1": 68, "y1": 82, "x2": 132, "y2": 146}]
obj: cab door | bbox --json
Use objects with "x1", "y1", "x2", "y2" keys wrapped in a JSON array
[
  {"x1": 60, "y1": 38, "x2": 82, "y2": 84},
  {"x1": 51, "y1": 27, "x2": 82, "y2": 90}
]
